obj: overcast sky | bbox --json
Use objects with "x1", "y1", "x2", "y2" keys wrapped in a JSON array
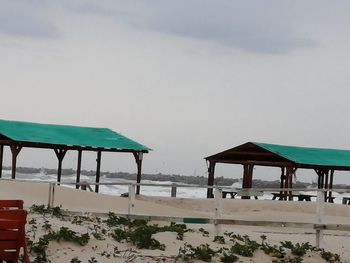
[{"x1": 1, "y1": 0, "x2": 350, "y2": 183}]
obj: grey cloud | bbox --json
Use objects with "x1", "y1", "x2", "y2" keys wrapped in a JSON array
[
  {"x1": 137, "y1": 1, "x2": 315, "y2": 54},
  {"x1": 66, "y1": 0, "x2": 316, "y2": 54},
  {"x1": 0, "y1": 1, "x2": 59, "y2": 38}
]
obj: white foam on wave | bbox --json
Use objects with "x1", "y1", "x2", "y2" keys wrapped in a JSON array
[{"x1": 1, "y1": 171, "x2": 349, "y2": 203}]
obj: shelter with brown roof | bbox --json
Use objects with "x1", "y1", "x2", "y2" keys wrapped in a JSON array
[{"x1": 205, "y1": 142, "x2": 350, "y2": 201}]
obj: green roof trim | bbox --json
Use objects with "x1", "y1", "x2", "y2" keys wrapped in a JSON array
[
  {"x1": 0, "y1": 119, "x2": 150, "y2": 152},
  {"x1": 255, "y1": 142, "x2": 350, "y2": 167}
]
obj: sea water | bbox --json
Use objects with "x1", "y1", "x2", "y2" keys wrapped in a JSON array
[{"x1": 2, "y1": 170, "x2": 349, "y2": 204}]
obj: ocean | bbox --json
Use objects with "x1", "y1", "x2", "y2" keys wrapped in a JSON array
[{"x1": 2, "y1": 170, "x2": 349, "y2": 204}]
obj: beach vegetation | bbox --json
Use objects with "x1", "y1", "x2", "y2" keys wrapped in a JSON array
[
  {"x1": 320, "y1": 249, "x2": 341, "y2": 262},
  {"x1": 261, "y1": 244, "x2": 285, "y2": 258},
  {"x1": 30, "y1": 204, "x2": 66, "y2": 218},
  {"x1": 178, "y1": 243, "x2": 218, "y2": 262},
  {"x1": 220, "y1": 252, "x2": 239, "y2": 263},
  {"x1": 70, "y1": 257, "x2": 82, "y2": 263},
  {"x1": 24, "y1": 207, "x2": 344, "y2": 262},
  {"x1": 198, "y1": 227, "x2": 210, "y2": 237},
  {"x1": 213, "y1": 235, "x2": 225, "y2": 244}
]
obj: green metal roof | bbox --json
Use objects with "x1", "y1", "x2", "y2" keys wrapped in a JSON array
[
  {"x1": 0, "y1": 119, "x2": 150, "y2": 152},
  {"x1": 255, "y1": 142, "x2": 350, "y2": 167}
]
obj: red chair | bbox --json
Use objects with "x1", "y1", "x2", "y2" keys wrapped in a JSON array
[
  {"x1": 0, "y1": 209, "x2": 29, "y2": 263},
  {"x1": 0, "y1": 200, "x2": 23, "y2": 210}
]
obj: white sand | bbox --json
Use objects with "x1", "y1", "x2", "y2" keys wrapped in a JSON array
[{"x1": 1, "y1": 179, "x2": 350, "y2": 262}]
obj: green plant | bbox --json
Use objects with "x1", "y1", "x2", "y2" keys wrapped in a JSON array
[
  {"x1": 70, "y1": 257, "x2": 82, "y2": 263},
  {"x1": 230, "y1": 242, "x2": 254, "y2": 257},
  {"x1": 320, "y1": 250, "x2": 341, "y2": 262},
  {"x1": 198, "y1": 227, "x2": 209, "y2": 237},
  {"x1": 213, "y1": 235, "x2": 225, "y2": 244},
  {"x1": 88, "y1": 257, "x2": 98, "y2": 263},
  {"x1": 220, "y1": 252, "x2": 239, "y2": 263},
  {"x1": 127, "y1": 225, "x2": 165, "y2": 250},
  {"x1": 261, "y1": 244, "x2": 285, "y2": 258},
  {"x1": 177, "y1": 243, "x2": 217, "y2": 262}
]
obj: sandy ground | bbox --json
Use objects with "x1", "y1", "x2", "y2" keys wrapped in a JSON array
[{"x1": 1, "y1": 179, "x2": 350, "y2": 262}]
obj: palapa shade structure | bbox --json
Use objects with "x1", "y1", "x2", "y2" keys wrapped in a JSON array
[
  {"x1": 0, "y1": 119, "x2": 150, "y2": 194},
  {"x1": 205, "y1": 142, "x2": 350, "y2": 201}
]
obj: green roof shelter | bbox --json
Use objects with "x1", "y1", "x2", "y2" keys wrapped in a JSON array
[
  {"x1": 0, "y1": 119, "x2": 150, "y2": 194},
  {"x1": 205, "y1": 142, "x2": 350, "y2": 202}
]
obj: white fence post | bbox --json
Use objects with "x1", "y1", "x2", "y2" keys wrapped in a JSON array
[
  {"x1": 214, "y1": 187, "x2": 222, "y2": 236},
  {"x1": 316, "y1": 190, "x2": 325, "y2": 248},
  {"x1": 128, "y1": 184, "x2": 136, "y2": 215},
  {"x1": 47, "y1": 183, "x2": 55, "y2": 208}
]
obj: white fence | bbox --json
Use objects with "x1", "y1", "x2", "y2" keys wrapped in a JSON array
[{"x1": 2, "y1": 178, "x2": 350, "y2": 249}]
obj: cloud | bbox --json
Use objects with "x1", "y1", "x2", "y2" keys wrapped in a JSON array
[
  {"x1": 63, "y1": 0, "x2": 316, "y2": 54},
  {"x1": 0, "y1": 0, "x2": 318, "y2": 53},
  {"x1": 0, "y1": 1, "x2": 59, "y2": 38}
]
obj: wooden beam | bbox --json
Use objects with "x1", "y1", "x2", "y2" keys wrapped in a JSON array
[
  {"x1": 279, "y1": 167, "x2": 285, "y2": 198},
  {"x1": 76, "y1": 150, "x2": 82, "y2": 189},
  {"x1": 54, "y1": 149, "x2": 67, "y2": 184},
  {"x1": 329, "y1": 170, "x2": 334, "y2": 200},
  {"x1": 132, "y1": 152, "x2": 143, "y2": 195},
  {"x1": 0, "y1": 145, "x2": 3, "y2": 178},
  {"x1": 206, "y1": 161, "x2": 216, "y2": 198},
  {"x1": 214, "y1": 159, "x2": 294, "y2": 167},
  {"x1": 0, "y1": 139, "x2": 148, "y2": 154},
  {"x1": 10, "y1": 145, "x2": 22, "y2": 179},
  {"x1": 95, "y1": 151, "x2": 102, "y2": 193}
]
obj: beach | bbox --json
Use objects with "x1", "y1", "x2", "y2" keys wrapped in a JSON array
[{"x1": 1, "y1": 179, "x2": 350, "y2": 262}]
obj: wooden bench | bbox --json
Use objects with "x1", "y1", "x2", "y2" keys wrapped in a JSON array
[
  {"x1": 0, "y1": 200, "x2": 24, "y2": 210},
  {"x1": 271, "y1": 193, "x2": 316, "y2": 201},
  {"x1": 342, "y1": 197, "x2": 350, "y2": 205},
  {"x1": 221, "y1": 191, "x2": 237, "y2": 199}
]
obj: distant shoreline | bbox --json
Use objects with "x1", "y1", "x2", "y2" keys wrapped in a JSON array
[{"x1": 2, "y1": 165, "x2": 350, "y2": 189}]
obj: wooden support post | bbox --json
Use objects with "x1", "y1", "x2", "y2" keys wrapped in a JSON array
[
  {"x1": 171, "y1": 183, "x2": 177, "y2": 197},
  {"x1": 242, "y1": 164, "x2": 254, "y2": 199},
  {"x1": 10, "y1": 145, "x2": 22, "y2": 179},
  {"x1": 280, "y1": 167, "x2": 285, "y2": 199},
  {"x1": 324, "y1": 170, "x2": 329, "y2": 202},
  {"x1": 76, "y1": 150, "x2": 82, "y2": 189},
  {"x1": 247, "y1": 164, "x2": 254, "y2": 188},
  {"x1": 54, "y1": 149, "x2": 67, "y2": 185},
  {"x1": 133, "y1": 152, "x2": 143, "y2": 195},
  {"x1": 285, "y1": 167, "x2": 297, "y2": 201},
  {"x1": 329, "y1": 170, "x2": 334, "y2": 201},
  {"x1": 95, "y1": 151, "x2": 101, "y2": 193},
  {"x1": 207, "y1": 161, "x2": 216, "y2": 198},
  {"x1": 0, "y1": 145, "x2": 3, "y2": 178}
]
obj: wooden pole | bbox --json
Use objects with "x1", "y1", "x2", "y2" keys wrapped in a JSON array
[
  {"x1": 207, "y1": 161, "x2": 216, "y2": 198},
  {"x1": 136, "y1": 153, "x2": 143, "y2": 195},
  {"x1": 0, "y1": 145, "x2": 3, "y2": 178},
  {"x1": 76, "y1": 150, "x2": 82, "y2": 189},
  {"x1": 329, "y1": 170, "x2": 334, "y2": 201},
  {"x1": 95, "y1": 151, "x2": 101, "y2": 193},
  {"x1": 10, "y1": 145, "x2": 22, "y2": 179},
  {"x1": 280, "y1": 167, "x2": 285, "y2": 199},
  {"x1": 54, "y1": 149, "x2": 67, "y2": 185},
  {"x1": 324, "y1": 170, "x2": 329, "y2": 202}
]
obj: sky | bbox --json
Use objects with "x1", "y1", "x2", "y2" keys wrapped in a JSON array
[{"x1": 1, "y1": 0, "x2": 350, "y2": 184}]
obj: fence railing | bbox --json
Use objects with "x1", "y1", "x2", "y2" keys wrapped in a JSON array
[{"x1": 2, "y1": 178, "x2": 350, "y2": 249}]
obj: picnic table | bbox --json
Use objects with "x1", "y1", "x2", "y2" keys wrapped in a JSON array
[
  {"x1": 271, "y1": 193, "x2": 335, "y2": 202},
  {"x1": 222, "y1": 191, "x2": 237, "y2": 199},
  {"x1": 271, "y1": 193, "x2": 317, "y2": 201},
  {"x1": 342, "y1": 197, "x2": 350, "y2": 205}
]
